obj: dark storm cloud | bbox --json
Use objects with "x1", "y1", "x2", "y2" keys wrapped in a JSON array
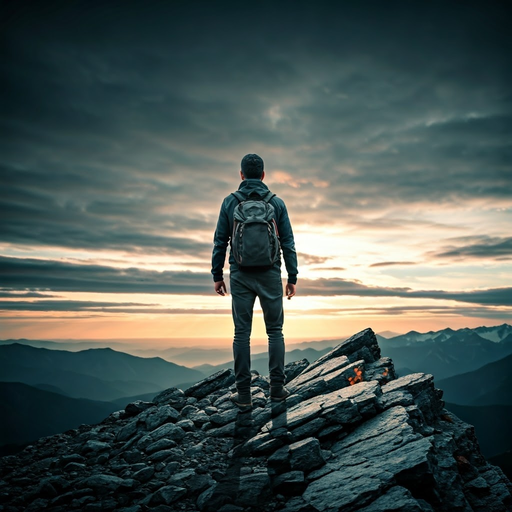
[
  {"x1": 0, "y1": 299, "x2": 231, "y2": 315},
  {"x1": 298, "y1": 253, "x2": 331, "y2": 265},
  {"x1": 2, "y1": 299, "x2": 510, "y2": 320},
  {"x1": 0, "y1": 299, "x2": 154, "y2": 311},
  {"x1": 4, "y1": 299, "x2": 510, "y2": 320},
  {"x1": 2, "y1": 256, "x2": 511, "y2": 306},
  {"x1": 0, "y1": 315, "x2": 105, "y2": 320},
  {"x1": 1, "y1": 0, "x2": 511, "y2": 257},
  {"x1": 0, "y1": 164, "x2": 214, "y2": 255},
  {"x1": 0, "y1": 256, "x2": 212, "y2": 294},
  {"x1": 297, "y1": 278, "x2": 512, "y2": 306},
  {"x1": 428, "y1": 236, "x2": 512, "y2": 260},
  {"x1": 287, "y1": 305, "x2": 512, "y2": 320},
  {"x1": 310, "y1": 267, "x2": 346, "y2": 272},
  {"x1": 0, "y1": 291, "x2": 59, "y2": 298},
  {"x1": 295, "y1": 112, "x2": 512, "y2": 225},
  {"x1": 369, "y1": 261, "x2": 417, "y2": 268}
]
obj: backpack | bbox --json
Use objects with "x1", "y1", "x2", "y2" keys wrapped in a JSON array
[{"x1": 231, "y1": 190, "x2": 281, "y2": 270}]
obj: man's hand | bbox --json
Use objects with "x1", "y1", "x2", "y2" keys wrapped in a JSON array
[
  {"x1": 286, "y1": 283, "x2": 296, "y2": 300},
  {"x1": 214, "y1": 280, "x2": 227, "y2": 296}
]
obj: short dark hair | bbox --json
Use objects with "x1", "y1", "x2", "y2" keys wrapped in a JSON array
[{"x1": 241, "y1": 153, "x2": 264, "y2": 179}]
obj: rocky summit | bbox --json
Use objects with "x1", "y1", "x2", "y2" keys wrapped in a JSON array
[{"x1": 0, "y1": 328, "x2": 511, "y2": 512}]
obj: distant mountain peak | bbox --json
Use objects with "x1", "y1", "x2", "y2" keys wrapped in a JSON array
[
  {"x1": 475, "y1": 323, "x2": 512, "y2": 343},
  {"x1": 386, "y1": 323, "x2": 512, "y2": 347}
]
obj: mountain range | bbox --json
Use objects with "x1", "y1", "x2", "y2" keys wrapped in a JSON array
[
  {"x1": 2, "y1": 324, "x2": 512, "y2": 468},
  {"x1": 0, "y1": 343, "x2": 204, "y2": 401},
  {"x1": 189, "y1": 324, "x2": 512, "y2": 382},
  {"x1": 380, "y1": 324, "x2": 512, "y2": 380},
  {"x1": 0, "y1": 337, "x2": 347, "y2": 366},
  {"x1": 382, "y1": 324, "x2": 512, "y2": 346}
]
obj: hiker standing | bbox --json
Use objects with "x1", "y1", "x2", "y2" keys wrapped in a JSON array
[{"x1": 211, "y1": 154, "x2": 299, "y2": 408}]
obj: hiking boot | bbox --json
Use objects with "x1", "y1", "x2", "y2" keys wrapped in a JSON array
[
  {"x1": 270, "y1": 386, "x2": 290, "y2": 402},
  {"x1": 230, "y1": 392, "x2": 253, "y2": 409}
]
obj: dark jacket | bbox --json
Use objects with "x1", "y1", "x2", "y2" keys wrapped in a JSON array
[{"x1": 211, "y1": 179, "x2": 298, "y2": 284}]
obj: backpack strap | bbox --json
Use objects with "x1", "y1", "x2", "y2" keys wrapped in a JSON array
[
  {"x1": 262, "y1": 191, "x2": 276, "y2": 203},
  {"x1": 231, "y1": 191, "x2": 245, "y2": 203}
]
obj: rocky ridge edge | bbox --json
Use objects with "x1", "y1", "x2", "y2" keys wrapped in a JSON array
[{"x1": 0, "y1": 328, "x2": 511, "y2": 512}]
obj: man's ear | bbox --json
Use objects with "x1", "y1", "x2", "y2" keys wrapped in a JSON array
[
  {"x1": 261, "y1": 170, "x2": 265, "y2": 181},
  {"x1": 240, "y1": 170, "x2": 245, "y2": 181}
]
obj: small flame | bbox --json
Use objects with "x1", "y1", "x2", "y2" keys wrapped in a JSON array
[
  {"x1": 382, "y1": 368, "x2": 389, "y2": 377},
  {"x1": 348, "y1": 367, "x2": 364, "y2": 386}
]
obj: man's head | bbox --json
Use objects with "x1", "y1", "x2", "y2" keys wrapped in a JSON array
[{"x1": 240, "y1": 153, "x2": 264, "y2": 180}]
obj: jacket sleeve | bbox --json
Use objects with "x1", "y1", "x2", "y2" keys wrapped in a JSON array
[
  {"x1": 211, "y1": 198, "x2": 230, "y2": 282},
  {"x1": 277, "y1": 201, "x2": 298, "y2": 284}
]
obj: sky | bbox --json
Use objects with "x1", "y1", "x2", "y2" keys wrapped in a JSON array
[{"x1": 1, "y1": 0, "x2": 511, "y2": 345}]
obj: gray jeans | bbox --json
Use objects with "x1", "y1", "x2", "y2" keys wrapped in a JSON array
[{"x1": 229, "y1": 266, "x2": 285, "y2": 396}]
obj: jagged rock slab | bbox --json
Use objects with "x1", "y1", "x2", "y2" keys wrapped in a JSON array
[
  {"x1": 185, "y1": 369, "x2": 236, "y2": 399},
  {"x1": 305, "y1": 328, "x2": 381, "y2": 370}
]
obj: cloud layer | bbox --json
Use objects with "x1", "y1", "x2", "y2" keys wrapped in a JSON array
[
  {"x1": 1, "y1": 256, "x2": 510, "y2": 307},
  {"x1": 1, "y1": 1, "x2": 511, "y2": 332}
]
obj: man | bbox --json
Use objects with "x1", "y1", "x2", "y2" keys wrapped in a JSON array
[{"x1": 211, "y1": 153, "x2": 298, "y2": 408}]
